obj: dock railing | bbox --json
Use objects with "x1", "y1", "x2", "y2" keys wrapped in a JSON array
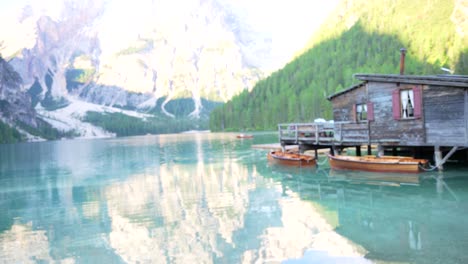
[
  {"x1": 278, "y1": 122, "x2": 335, "y2": 144},
  {"x1": 278, "y1": 121, "x2": 370, "y2": 145}
]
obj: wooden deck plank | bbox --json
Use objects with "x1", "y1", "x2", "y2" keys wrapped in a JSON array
[{"x1": 251, "y1": 144, "x2": 298, "y2": 151}]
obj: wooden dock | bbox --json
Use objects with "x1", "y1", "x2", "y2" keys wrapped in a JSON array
[
  {"x1": 252, "y1": 143, "x2": 297, "y2": 151},
  {"x1": 252, "y1": 142, "x2": 331, "y2": 155}
]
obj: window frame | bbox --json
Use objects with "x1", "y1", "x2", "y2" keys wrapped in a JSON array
[
  {"x1": 354, "y1": 102, "x2": 374, "y2": 122},
  {"x1": 355, "y1": 103, "x2": 368, "y2": 122},
  {"x1": 392, "y1": 86, "x2": 422, "y2": 120},
  {"x1": 400, "y1": 89, "x2": 415, "y2": 119}
]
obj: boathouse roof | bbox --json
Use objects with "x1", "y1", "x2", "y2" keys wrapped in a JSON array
[
  {"x1": 327, "y1": 74, "x2": 468, "y2": 100},
  {"x1": 327, "y1": 82, "x2": 365, "y2": 101}
]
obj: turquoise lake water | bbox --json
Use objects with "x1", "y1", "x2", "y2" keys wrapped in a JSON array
[{"x1": 1, "y1": 132, "x2": 468, "y2": 263}]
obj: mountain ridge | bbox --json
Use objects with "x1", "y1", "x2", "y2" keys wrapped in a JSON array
[{"x1": 0, "y1": 0, "x2": 278, "y2": 142}]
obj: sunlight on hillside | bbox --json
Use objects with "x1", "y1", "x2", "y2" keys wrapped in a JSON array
[{"x1": 306, "y1": 0, "x2": 465, "y2": 70}]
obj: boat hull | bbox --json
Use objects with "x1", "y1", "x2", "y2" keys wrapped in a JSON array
[
  {"x1": 328, "y1": 155, "x2": 428, "y2": 173},
  {"x1": 268, "y1": 151, "x2": 316, "y2": 167},
  {"x1": 237, "y1": 134, "x2": 253, "y2": 139}
]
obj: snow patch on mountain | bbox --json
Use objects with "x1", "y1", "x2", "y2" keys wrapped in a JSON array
[{"x1": 35, "y1": 98, "x2": 152, "y2": 139}]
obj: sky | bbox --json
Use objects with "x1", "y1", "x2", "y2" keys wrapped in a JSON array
[
  {"x1": 244, "y1": 0, "x2": 341, "y2": 63},
  {"x1": 0, "y1": 0, "x2": 340, "y2": 67}
]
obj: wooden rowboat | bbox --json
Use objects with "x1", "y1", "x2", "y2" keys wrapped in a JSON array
[
  {"x1": 267, "y1": 151, "x2": 316, "y2": 167},
  {"x1": 237, "y1": 134, "x2": 253, "y2": 139},
  {"x1": 328, "y1": 154, "x2": 429, "y2": 173}
]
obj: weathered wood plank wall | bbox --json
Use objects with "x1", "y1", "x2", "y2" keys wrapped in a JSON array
[
  {"x1": 367, "y1": 82, "x2": 425, "y2": 145},
  {"x1": 333, "y1": 122, "x2": 369, "y2": 144},
  {"x1": 332, "y1": 86, "x2": 367, "y2": 122},
  {"x1": 424, "y1": 86, "x2": 466, "y2": 145}
]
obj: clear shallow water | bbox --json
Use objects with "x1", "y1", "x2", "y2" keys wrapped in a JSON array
[{"x1": 1, "y1": 132, "x2": 468, "y2": 263}]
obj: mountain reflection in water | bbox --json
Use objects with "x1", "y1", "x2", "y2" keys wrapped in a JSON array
[
  {"x1": 0, "y1": 133, "x2": 467, "y2": 263},
  {"x1": 273, "y1": 160, "x2": 468, "y2": 264}
]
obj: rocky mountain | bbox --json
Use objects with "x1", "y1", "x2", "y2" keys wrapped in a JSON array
[
  {"x1": 0, "y1": 57, "x2": 36, "y2": 127},
  {"x1": 0, "y1": 0, "x2": 283, "y2": 140},
  {"x1": 8, "y1": 0, "x2": 269, "y2": 115}
]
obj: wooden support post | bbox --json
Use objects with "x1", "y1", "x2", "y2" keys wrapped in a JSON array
[
  {"x1": 315, "y1": 124, "x2": 319, "y2": 144},
  {"x1": 356, "y1": 146, "x2": 361, "y2": 156},
  {"x1": 339, "y1": 123, "x2": 343, "y2": 143},
  {"x1": 314, "y1": 148, "x2": 318, "y2": 159},
  {"x1": 330, "y1": 146, "x2": 335, "y2": 156},
  {"x1": 367, "y1": 145, "x2": 372, "y2": 155},
  {"x1": 299, "y1": 144, "x2": 305, "y2": 154},
  {"x1": 278, "y1": 124, "x2": 282, "y2": 141},
  {"x1": 294, "y1": 124, "x2": 298, "y2": 144},
  {"x1": 435, "y1": 146, "x2": 459, "y2": 171},
  {"x1": 377, "y1": 145, "x2": 384, "y2": 157},
  {"x1": 434, "y1": 146, "x2": 443, "y2": 171}
]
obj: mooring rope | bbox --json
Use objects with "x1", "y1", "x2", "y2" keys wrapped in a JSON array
[
  {"x1": 419, "y1": 162, "x2": 438, "y2": 171},
  {"x1": 418, "y1": 150, "x2": 444, "y2": 172}
]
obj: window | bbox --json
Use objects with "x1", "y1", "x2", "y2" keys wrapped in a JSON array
[
  {"x1": 356, "y1": 103, "x2": 367, "y2": 121},
  {"x1": 400, "y1": 89, "x2": 414, "y2": 118},
  {"x1": 353, "y1": 102, "x2": 374, "y2": 122},
  {"x1": 392, "y1": 86, "x2": 422, "y2": 120}
]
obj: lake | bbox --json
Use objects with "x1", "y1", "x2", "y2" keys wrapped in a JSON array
[{"x1": 1, "y1": 132, "x2": 468, "y2": 263}]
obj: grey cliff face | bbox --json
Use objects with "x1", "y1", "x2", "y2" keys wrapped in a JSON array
[
  {"x1": 12, "y1": 1, "x2": 103, "y2": 102},
  {"x1": 0, "y1": 57, "x2": 37, "y2": 127},
  {"x1": 8, "y1": 0, "x2": 269, "y2": 119}
]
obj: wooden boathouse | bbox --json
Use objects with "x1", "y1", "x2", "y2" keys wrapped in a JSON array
[{"x1": 278, "y1": 73, "x2": 468, "y2": 169}]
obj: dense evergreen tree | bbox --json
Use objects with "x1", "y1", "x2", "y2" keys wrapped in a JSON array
[
  {"x1": 84, "y1": 111, "x2": 209, "y2": 136},
  {"x1": 0, "y1": 121, "x2": 23, "y2": 143},
  {"x1": 210, "y1": 0, "x2": 468, "y2": 131}
]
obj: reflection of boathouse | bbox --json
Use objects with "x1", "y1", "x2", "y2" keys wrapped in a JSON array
[{"x1": 279, "y1": 51, "x2": 468, "y2": 168}]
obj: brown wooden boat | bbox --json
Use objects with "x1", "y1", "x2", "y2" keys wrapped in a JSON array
[
  {"x1": 267, "y1": 151, "x2": 316, "y2": 167},
  {"x1": 327, "y1": 169, "x2": 420, "y2": 186},
  {"x1": 328, "y1": 154, "x2": 429, "y2": 173},
  {"x1": 237, "y1": 134, "x2": 253, "y2": 139}
]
